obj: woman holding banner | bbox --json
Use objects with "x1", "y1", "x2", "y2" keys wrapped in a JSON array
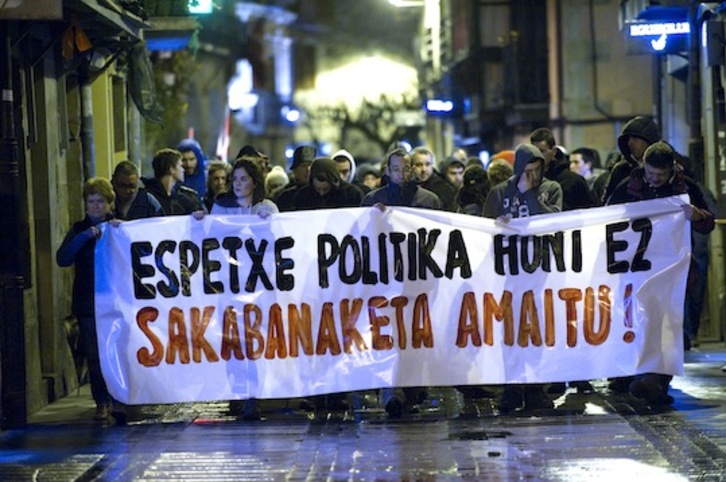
[
  {"x1": 56, "y1": 177, "x2": 118, "y2": 421},
  {"x1": 211, "y1": 158, "x2": 279, "y2": 217}
]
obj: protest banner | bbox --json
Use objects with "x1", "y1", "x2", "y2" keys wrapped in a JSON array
[{"x1": 95, "y1": 196, "x2": 690, "y2": 404}]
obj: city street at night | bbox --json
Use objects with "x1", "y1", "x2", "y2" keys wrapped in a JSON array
[
  {"x1": 2, "y1": 1, "x2": 726, "y2": 481},
  {"x1": 2, "y1": 345, "x2": 726, "y2": 480}
]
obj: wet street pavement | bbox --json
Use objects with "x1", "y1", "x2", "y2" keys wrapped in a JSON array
[{"x1": 2, "y1": 345, "x2": 726, "y2": 481}]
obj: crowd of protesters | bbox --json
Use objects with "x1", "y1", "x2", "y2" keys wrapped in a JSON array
[{"x1": 56, "y1": 118, "x2": 717, "y2": 422}]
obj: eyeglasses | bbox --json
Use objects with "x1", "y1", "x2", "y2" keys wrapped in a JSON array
[{"x1": 315, "y1": 175, "x2": 329, "y2": 183}]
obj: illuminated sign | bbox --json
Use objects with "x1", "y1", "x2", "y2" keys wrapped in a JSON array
[
  {"x1": 627, "y1": 20, "x2": 690, "y2": 54},
  {"x1": 629, "y1": 22, "x2": 690, "y2": 37},
  {"x1": 426, "y1": 99, "x2": 454, "y2": 113}
]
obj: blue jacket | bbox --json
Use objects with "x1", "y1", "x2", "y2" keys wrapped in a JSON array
[
  {"x1": 56, "y1": 215, "x2": 112, "y2": 316},
  {"x1": 177, "y1": 138, "x2": 207, "y2": 199}
]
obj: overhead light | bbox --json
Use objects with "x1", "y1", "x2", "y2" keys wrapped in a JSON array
[
  {"x1": 189, "y1": 0, "x2": 213, "y2": 14},
  {"x1": 388, "y1": 0, "x2": 425, "y2": 7},
  {"x1": 281, "y1": 105, "x2": 300, "y2": 123}
]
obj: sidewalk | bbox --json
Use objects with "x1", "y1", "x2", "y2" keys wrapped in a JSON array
[{"x1": 2, "y1": 344, "x2": 726, "y2": 480}]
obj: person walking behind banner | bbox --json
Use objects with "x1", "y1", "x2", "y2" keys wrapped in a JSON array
[
  {"x1": 211, "y1": 158, "x2": 279, "y2": 217},
  {"x1": 274, "y1": 145, "x2": 316, "y2": 211},
  {"x1": 362, "y1": 147, "x2": 442, "y2": 210},
  {"x1": 599, "y1": 115, "x2": 661, "y2": 204},
  {"x1": 569, "y1": 147, "x2": 603, "y2": 191},
  {"x1": 292, "y1": 157, "x2": 363, "y2": 210},
  {"x1": 486, "y1": 158, "x2": 514, "y2": 188},
  {"x1": 56, "y1": 178, "x2": 119, "y2": 421},
  {"x1": 203, "y1": 160, "x2": 231, "y2": 212},
  {"x1": 177, "y1": 138, "x2": 208, "y2": 200},
  {"x1": 143, "y1": 148, "x2": 206, "y2": 216},
  {"x1": 411, "y1": 146, "x2": 457, "y2": 211},
  {"x1": 482, "y1": 143, "x2": 563, "y2": 413},
  {"x1": 607, "y1": 141, "x2": 714, "y2": 405},
  {"x1": 265, "y1": 165, "x2": 289, "y2": 199},
  {"x1": 455, "y1": 164, "x2": 490, "y2": 216},
  {"x1": 111, "y1": 160, "x2": 163, "y2": 220},
  {"x1": 531, "y1": 128, "x2": 595, "y2": 210}
]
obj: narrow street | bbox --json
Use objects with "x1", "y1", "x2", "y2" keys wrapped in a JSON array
[{"x1": 1, "y1": 346, "x2": 725, "y2": 480}]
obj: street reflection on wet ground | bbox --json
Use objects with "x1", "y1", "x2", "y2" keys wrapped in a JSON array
[{"x1": 2, "y1": 346, "x2": 726, "y2": 480}]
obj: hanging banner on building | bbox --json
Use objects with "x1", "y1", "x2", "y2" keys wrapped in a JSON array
[{"x1": 95, "y1": 196, "x2": 691, "y2": 405}]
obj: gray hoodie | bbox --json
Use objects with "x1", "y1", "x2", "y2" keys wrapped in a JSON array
[{"x1": 482, "y1": 143, "x2": 563, "y2": 219}]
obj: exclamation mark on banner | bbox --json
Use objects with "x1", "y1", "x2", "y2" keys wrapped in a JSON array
[{"x1": 623, "y1": 283, "x2": 635, "y2": 343}]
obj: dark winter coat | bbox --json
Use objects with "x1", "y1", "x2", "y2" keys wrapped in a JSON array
[
  {"x1": 545, "y1": 155, "x2": 596, "y2": 210},
  {"x1": 113, "y1": 188, "x2": 163, "y2": 220},
  {"x1": 56, "y1": 215, "x2": 112, "y2": 316},
  {"x1": 361, "y1": 181, "x2": 442, "y2": 209},
  {"x1": 608, "y1": 165, "x2": 715, "y2": 235},
  {"x1": 421, "y1": 172, "x2": 457, "y2": 212},
  {"x1": 602, "y1": 116, "x2": 661, "y2": 203},
  {"x1": 293, "y1": 182, "x2": 364, "y2": 210},
  {"x1": 273, "y1": 183, "x2": 303, "y2": 212},
  {"x1": 143, "y1": 177, "x2": 205, "y2": 215}
]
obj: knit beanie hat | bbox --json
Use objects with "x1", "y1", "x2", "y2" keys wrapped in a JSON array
[{"x1": 265, "y1": 165, "x2": 289, "y2": 192}]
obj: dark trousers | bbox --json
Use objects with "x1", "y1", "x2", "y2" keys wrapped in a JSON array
[{"x1": 78, "y1": 315, "x2": 112, "y2": 406}]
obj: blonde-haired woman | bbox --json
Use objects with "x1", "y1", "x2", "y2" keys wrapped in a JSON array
[{"x1": 56, "y1": 177, "x2": 117, "y2": 421}]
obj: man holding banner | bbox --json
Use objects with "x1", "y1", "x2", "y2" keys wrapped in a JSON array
[
  {"x1": 608, "y1": 141, "x2": 715, "y2": 405},
  {"x1": 482, "y1": 143, "x2": 563, "y2": 412}
]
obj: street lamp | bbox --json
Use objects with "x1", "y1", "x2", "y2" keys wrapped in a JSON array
[{"x1": 388, "y1": 0, "x2": 424, "y2": 7}]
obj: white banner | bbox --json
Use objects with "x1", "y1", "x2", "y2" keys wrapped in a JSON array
[{"x1": 95, "y1": 196, "x2": 691, "y2": 405}]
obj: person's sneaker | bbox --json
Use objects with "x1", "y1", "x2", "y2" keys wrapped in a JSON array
[
  {"x1": 94, "y1": 403, "x2": 111, "y2": 420},
  {"x1": 498, "y1": 386, "x2": 524, "y2": 413},
  {"x1": 385, "y1": 396, "x2": 404, "y2": 418},
  {"x1": 571, "y1": 381, "x2": 595, "y2": 394},
  {"x1": 608, "y1": 377, "x2": 634, "y2": 393},
  {"x1": 524, "y1": 386, "x2": 554, "y2": 410}
]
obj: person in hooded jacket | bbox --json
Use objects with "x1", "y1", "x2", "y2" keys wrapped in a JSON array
[
  {"x1": 177, "y1": 138, "x2": 208, "y2": 200},
  {"x1": 356, "y1": 163, "x2": 382, "y2": 191},
  {"x1": 456, "y1": 164, "x2": 490, "y2": 216},
  {"x1": 333, "y1": 148, "x2": 370, "y2": 194},
  {"x1": 599, "y1": 115, "x2": 661, "y2": 204},
  {"x1": 292, "y1": 157, "x2": 363, "y2": 210},
  {"x1": 607, "y1": 141, "x2": 714, "y2": 405},
  {"x1": 483, "y1": 143, "x2": 562, "y2": 219},
  {"x1": 482, "y1": 143, "x2": 563, "y2": 413}
]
